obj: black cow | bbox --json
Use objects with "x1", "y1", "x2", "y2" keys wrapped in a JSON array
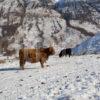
[{"x1": 59, "y1": 48, "x2": 71, "y2": 57}]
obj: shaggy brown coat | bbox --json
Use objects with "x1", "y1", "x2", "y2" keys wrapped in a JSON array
[{"x1": 19, "y1": 47, "x2": 55, "y2": 70}]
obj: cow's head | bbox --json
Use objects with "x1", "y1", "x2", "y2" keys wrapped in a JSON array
[{"x1": 48, "y1": 47, "x2": 55, "y2": 55}]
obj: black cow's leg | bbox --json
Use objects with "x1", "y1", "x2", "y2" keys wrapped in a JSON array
[
  {"x1": 59, "y1": 51, "x2": 62, "y2": 57},
  {"x1": 69, "y1": 49, "x2": 71, "y2": 57},
  {"x1": 69, "y1": 54, "x2": 70, "y2": 57}
]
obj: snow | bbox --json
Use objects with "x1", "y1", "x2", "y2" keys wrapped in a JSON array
[
  {"x1": 70, "y1": 20, "x2": 100, "y2": 34},
  {"x1": 72, "y1": 33, "x2": 100, "y2": 55},
  {"x1": 0, "y1": 54, "x2": 100, "y2": 100}
]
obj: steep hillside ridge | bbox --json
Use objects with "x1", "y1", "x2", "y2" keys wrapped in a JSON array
[
  {"x1": 0, "y1": 0, "x2": 66, "y2": 55},
  {"x1": 0, "y1": 0, "x2": 99, "y2": 56}
]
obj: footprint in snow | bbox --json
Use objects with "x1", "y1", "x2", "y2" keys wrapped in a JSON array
[
  {"x1": 85, "y1": 69, "x2": 88, "y2": 72},
  {"x1": 19, "y1": 79, "x2": 24, "y2": 81},
  {"x1": 30, "y1": 87, "x2": 34, "y2": 89},
  {"x1": 29, "y1": 75, "x2": 32, "y2": 77},
  {"x1": 0, "y1": 91, "x2": 3, "y2": 94},
  {"x1": 90, "y1": 72, "x2": 96, "y2": 76},
  {"x1": 19, "y1": 84, "x2": 23, "y2": 87},
  {"x1": 76, "y1": 76, "x2": 81, "y2": 82},
  {"x1": 18, "y1": 97, "x2": 23, "y2": 100},
  {"x1": 63, "y1": 75, "x2": 67, "y2": 78},
  {"x1": 41, "y1": 82, "x2": 46, "y2": 84},
  {"x1": 57, "y1": 95, "x2": 71, "y2": 100}
]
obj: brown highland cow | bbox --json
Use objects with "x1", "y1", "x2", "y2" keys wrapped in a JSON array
[{"x1": 19, "y1": 47, "x2": 55, "y2": 70}]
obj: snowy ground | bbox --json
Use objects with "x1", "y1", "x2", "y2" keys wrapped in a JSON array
[{"x1": 0, "y1": 54, "x2": 100, "y2": 100}]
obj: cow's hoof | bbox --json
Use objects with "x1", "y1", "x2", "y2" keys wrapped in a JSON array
[
  {"x1": 46, "y1": 65, "x2": 49, "y2": 67},
  {"x1": 41, "y1": 66, "x2": 44, "y2": 68},
  {"x1": 20, "y1": 68, "x2": 24, "y2": 70}
]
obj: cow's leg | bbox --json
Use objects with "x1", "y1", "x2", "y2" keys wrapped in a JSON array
[
  {"x1": 40, "y1": 58, "x2": 46, "y2": 68},
  {"x1": 59, "y1": 51, "x2": 62, "y2": 57},
  {"x1": 69, "y1": 54, "x2": 70, "y2": 57},
  {"x1": 19, "y1": 59, "x2": 25, "y2": 70},
  {"x1": 69, "y1": 51, "x2": 71, "y2": 57},
  {"x1": 40, "y1": 61, "x2": 44, "y2": 68}
]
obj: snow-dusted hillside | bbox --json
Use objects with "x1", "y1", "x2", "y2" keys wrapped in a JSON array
[
  {"x1": 0, "y1": 0, "x2": 97, "y2": 55},
  {"x1": 70, "y1": 20, "x2": 100, "y2": 34},
  {"x1": 0, "y1": 54, "x2": 100, "y2": 100},
  {"x1": 72, "y1": 33, "x2": 100, "y2": 55}
]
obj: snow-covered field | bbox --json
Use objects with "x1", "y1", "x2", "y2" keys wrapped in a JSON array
[{"x1": 0, "y1": 54, "x2": 100, "y2": 100}]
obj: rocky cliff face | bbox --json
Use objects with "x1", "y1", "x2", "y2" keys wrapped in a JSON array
[{"x1": 0, "y1": 0, "x2": 99, "y2": 56}]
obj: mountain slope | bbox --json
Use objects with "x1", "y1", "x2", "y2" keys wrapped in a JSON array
[
  {"x1": 72, "y1": 33, "x2": 100, "y2": 55},
  {"x1": 0, "y1": 0, "x2": 90, "y2": 56}
]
